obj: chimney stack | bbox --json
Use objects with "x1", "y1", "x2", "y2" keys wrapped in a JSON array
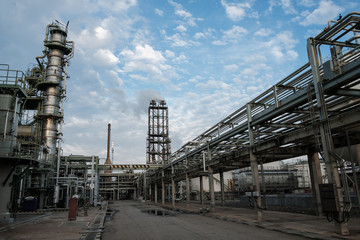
[{"x1": 105, "y1": 123, "x2": 111, "y2": 165}]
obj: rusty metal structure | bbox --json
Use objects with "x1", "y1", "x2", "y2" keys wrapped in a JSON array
[
  {"x1": 105, "y1": 123, "x2": 112, "y2": 165},
  {"x1": 147, "y1": 100, "x2": 171, "y2": 164},
  {"x1": 146, "y1": 12, "x2": 360, "y2": 236}
]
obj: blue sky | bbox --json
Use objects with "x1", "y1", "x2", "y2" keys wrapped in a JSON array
[{"x1": 1, "y1": 0, "x2": 359, "y2": 164}]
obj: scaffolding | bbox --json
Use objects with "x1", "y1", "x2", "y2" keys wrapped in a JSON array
[{"x1": 147, "y1": 100, "x2": 171, "y2": 164}]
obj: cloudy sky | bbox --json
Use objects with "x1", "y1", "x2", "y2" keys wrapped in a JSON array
[{"x1": 1, "y1": 0, "x2": 359, "y2": 164}]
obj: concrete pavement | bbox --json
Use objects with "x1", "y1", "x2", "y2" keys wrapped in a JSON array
[
  {"x1": 0, "y1": 200, "x2": 359, "y2": 239},
  {"x1": 157, "y1": 201, "x2": 360, "y2": 240},
  {"x1": 0, "y1": 206, "x2": 107, "y2": 240}
]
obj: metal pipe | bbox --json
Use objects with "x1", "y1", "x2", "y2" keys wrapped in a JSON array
[
  {"x1": 36, "y1": 24, "x2": 50, "y2": 70},
  {"x1": 55, "y1": 39, "x2": 74, "y2": 203},
  {"x1": 90, "y1": 155, "x2": 95, "y2": 205},
  {"x1": 345, "y1": 35, "x2": 360, "y2": 44}
]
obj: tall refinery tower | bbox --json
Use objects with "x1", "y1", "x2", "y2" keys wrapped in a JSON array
[
  {"x1": 147, "y1": 100, "x2": 171, "y2": 164},
  {"x1": 0, "y1": 21, "x2": 74, "y2": 213},
  {"x1": 37, "y1": 22, "x2": 73, "y2": 164}
]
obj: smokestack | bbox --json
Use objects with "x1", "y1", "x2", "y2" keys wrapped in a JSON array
[{"x1": 105, "y1": 123, "x2": 111, "y2": 165}]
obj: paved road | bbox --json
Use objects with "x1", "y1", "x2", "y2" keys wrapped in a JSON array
[{"x1": 102, "y1": 201, "x2": 308, "y2": 240}]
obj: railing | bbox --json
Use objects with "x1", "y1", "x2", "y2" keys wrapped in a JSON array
[{"x1": 0, "y1": 64, "x2": 26, "y2": 88}]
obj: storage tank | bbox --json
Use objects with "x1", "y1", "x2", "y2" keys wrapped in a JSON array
[
  {"x1": 0, "y1": 94, "x2": 22, "y2": 156},
  {"x1": 238, "y1": 171, "x2": 297, "y2": 192}
]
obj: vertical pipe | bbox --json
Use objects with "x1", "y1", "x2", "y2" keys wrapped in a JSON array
[
  {"x1": 307, "y1": 38, "x2": 348, "y2": 235},
  {"x1": 260, "y1": 161, "x2": 267, "y2": 209},
  {"x1": 94, "y1": 157, "x2": 99, "y2": 206},
  {"x1": 90, "y1": 155, "x2": 95, "y2": 205},
  {"x1": 155, "y1": 182, "x2": 158, "y2": 204},
  {"x1": 171, "y1": 177, "x2": 175, "y2": 207},
  {"x1": 203, "y1": 151, "x2": 206, "y2": 172},
  {"x1": 346, "y1": 131, "x2": 360, "y2": 207},
  {"x1": 220, "y1": 170, "x2": 225, "y2": 207},
  {"x1": 199, "y1": 175, "x2": 203, "y2": 205},
  {"x1": 162, "y1": 170, "x2": 165, "y2": 204},
  {"x1": 186, "y1": 173, "x2": 190, "y2": 209},
  {"x1": 273, "y1": 85, "x2": 279, "y2": 108},
  {"x1": 143, "y1": 172, "x2": 147, "y2": 201}
]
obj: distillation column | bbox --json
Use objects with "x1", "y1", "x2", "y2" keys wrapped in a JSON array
[
  {"x1": 37, "y1": 22, "x2": 73, "y2": 208},
  {"x1": 38, "y1": 23, "x2": 73, "y2": 164}
]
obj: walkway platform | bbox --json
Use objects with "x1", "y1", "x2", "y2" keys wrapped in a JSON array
[{"x1": 156, "y1": 201, "x2": 360, "y2": 240}]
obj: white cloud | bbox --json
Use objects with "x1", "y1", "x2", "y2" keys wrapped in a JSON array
[
  {"x1": 65, "y1": 116, "x2": 90, "y2": 127},
  {"x1": 245, "y1": 54, "x2": 267, "y2": 63},
  {"x1": 221, "y1": 0, "x2": 251, "y2": 21},
  {"x1": 95, "y1": 49, "x2": 120, "y2": 66},
  {"x1": 99, "y1": 0, "x2": 137, "y2": 12},
  {"x1": 176, "y1": 25, "x2": 187, "y2": 32},
  {"x1": 106, "y1": 70, "x2": 124, "y2": 87},
  {"x1": 194, "y1": 28, "x2": 215, "y2": 40},
  {"x1": 223, "y1": 25, "x2": 247, "y2": 39},
  {"x1": 95, "y1": 26, "x2": 110, "y2": 40},
  {"x1": 268, "y1": 0, "x2": 297, "y2": 15},
  {"x1": 189, "y1": 75, "x2": 202, "y2": 83},
  {"x1": 212, "y1": 25, "x2": 247, "y2": 45},
  {"x1": 224, "y1": 64, "x2": 238, "y2": 71},
  {"x1": 300, "y1": 0, "x2": 344, "y2": 26},
  {"x1": 196, "y1": 79, "x2": 231, "y2": 90},
  {"x1": 254, "y1": 28, "x2": 273, "y2": 37},
  {"x1": 280, "y1": 0, "x2": 297, "y2": 14},
  {"x1": 212, "y1": 40, "x2": 227, "y2": 46},
  {"x1": 194, "y1": 32, "x2": 206, "y2": 40},
  {"x1": 173, "y1": 53, "x2": 188, "y2": 64},
  {"x1": 265, "y1": 31, "x2": 299, "y2": 61},
  {"x1": 155, "y1": 8, "x2": 163, "y2": 16},
  {"x1": 165, "y1": 33, "x2": 190, "y2": 47},
  {"x1": 176, "y1": 9, "x2": 192, "y2": 18},
  {"x1": 168, "y1": 0, "x2": 201, "y2": 26},
  {"x1": 164, "y1": 50, "x2": 175, "y2": 58},
  {"x1": 298, "y1": 0, "x2": 316, "y2": 7},
  {"x1": 122, "y1": 44, "x2": 165, "y2": 63},
  {"x1": 120, "y1": 44, "x2": 174, "y2": 81}
]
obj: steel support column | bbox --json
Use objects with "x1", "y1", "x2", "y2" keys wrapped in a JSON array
[
  {"x1": 199, "y1": 175, "x2": 203, "y2": 205},
  {"x1": 162, "y1": 171, "x2": 165, "y2": 204},
  {"x1": 308, "y1": 153, "x2": 323, "y2": 216},
  {"x1": 307, "y1": 38, "x2": 348, "y2": 235},
  {"x1": 186, "y1": 173, "x2": 190, "y2": 209},
  {"x1": 207, "y1": 145, "x2": 215, "y2": 211},
  {"x1": 220, "y1": 170, "x2": 225, "y2": 206},
  {"x1": 143, "y1": 172, "x2": 147, "y2": 201},
  {"x1": 171, "y1": 177, "x2": 175, "y2": 208},
  {"x1": 247, "y1": 103, "x2": 263, "y2": 221},
  {"x1": 155, "y1": 182, "x2": 158, "y2": 204},
  {"x1": 208, "y1": 166, "x2": 215, "y2": 212}
]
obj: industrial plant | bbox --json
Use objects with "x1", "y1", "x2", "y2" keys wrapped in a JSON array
[{"x1": 1, "y1": 12, "x2": 360, "y2": 239}]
